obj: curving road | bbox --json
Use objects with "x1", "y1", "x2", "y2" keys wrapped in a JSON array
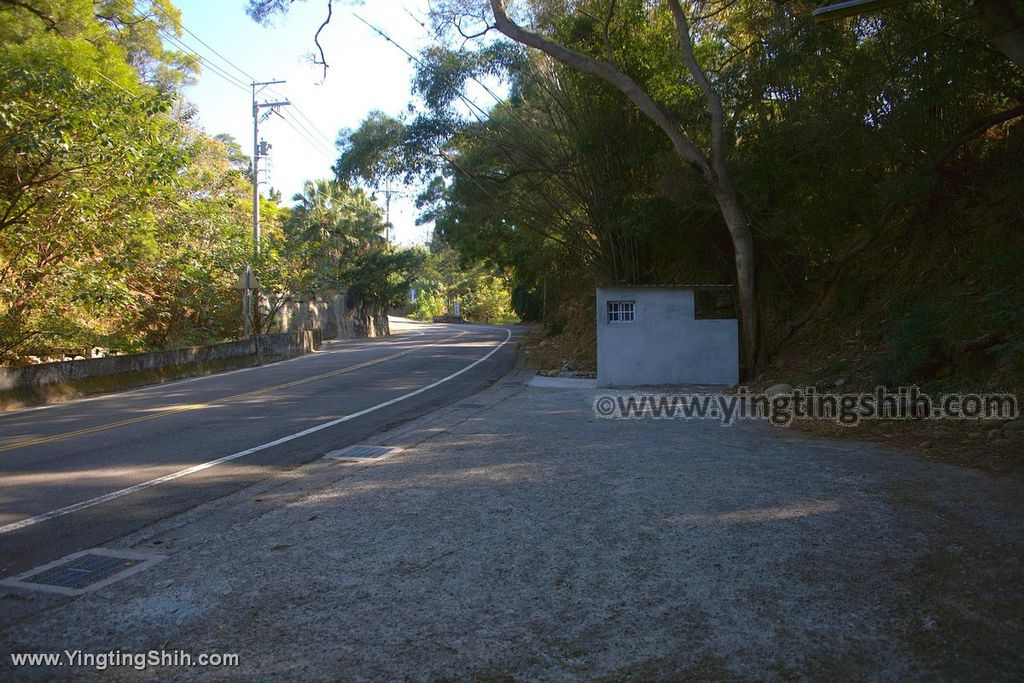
[{"x1": 0, "y1": 320, "x2": 520, "y2": 577}]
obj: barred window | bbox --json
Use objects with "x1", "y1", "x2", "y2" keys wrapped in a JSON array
[{"x1": 607, "y1": 300, "x2": 635, "y2": 323}]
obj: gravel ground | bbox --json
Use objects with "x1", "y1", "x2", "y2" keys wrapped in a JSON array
[{"x1": 2, "y1": 374, "x2": 1022, "y2": 681}]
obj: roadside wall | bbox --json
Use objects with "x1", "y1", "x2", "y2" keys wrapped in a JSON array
[
  {"x1": 0, "y1": 331, "x2": 319, "y2": 410},
  {"x1": 274, "y1": 294, "x2": 389, "y2": 340}
]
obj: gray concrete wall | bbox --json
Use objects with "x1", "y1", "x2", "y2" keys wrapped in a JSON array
[
  {"x1": 0, "y1": 331, "x2": 318, "y2": 410},
  {"x1": 596, "y1": 287, "x2": 739, "y2": 387},
  {"x1": 274, "y1": 294, "x2": 389, "y2": 340}
]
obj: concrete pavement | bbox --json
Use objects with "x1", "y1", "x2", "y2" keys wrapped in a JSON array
[{"x1": 2, "y1": 367, "x2": 1022, "y2": 680}]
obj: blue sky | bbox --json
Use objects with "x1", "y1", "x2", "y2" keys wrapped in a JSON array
[{"x1": 173, "y1": 0, "x2": 434, "y2": 245}]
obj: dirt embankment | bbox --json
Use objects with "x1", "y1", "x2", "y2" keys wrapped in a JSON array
[{"x1": 520, "y1": 158, "x2": 1024, "y2": 476}]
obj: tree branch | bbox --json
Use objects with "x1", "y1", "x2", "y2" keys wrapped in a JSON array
[
  {"x1": 313, "y1": 0, "x2": 333, "y2": 80},
  {"x1": 780, "y1": 102, "x2": 1024, "y2": 342},
  {"x1": 932, "y1": 102, "x2": 1024, "y2": 166},
  {"x1": 666, "y1": 0, "x2": 726, "y2": 180},
  {"x1": 488, "y1": 0, "x2": 709, "y2": 173},
  {"x1": 0, "y1": 0, "x2": 57, "y2": 30},
  {"x1": 603, "y1": 0, "x2": 617, "y2": 65}
]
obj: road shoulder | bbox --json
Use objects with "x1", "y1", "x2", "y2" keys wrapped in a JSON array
[{"x1": 2, "y1": 360, "x2": 1022, "y2": 680}]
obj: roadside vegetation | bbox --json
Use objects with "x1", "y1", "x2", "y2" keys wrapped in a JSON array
[
  {"x1": 314, "y1": 0, "x2": 1023, "y2": 472},
  {"x1": 0, "y1": 1, "x2": 436, "y2": 363},
  {"x1": 5, "y1": 0, "x2": 1022, "y2": 412},
  {"x1": 317, "y1": 0, "x2": 1023, "y2": 398},
  {"x1": 407, "y1": 240, "x2": 516, "y2": 323}
]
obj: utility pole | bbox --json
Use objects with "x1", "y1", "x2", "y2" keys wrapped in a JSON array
[
  {"x1": 244, "y1": 79, "x2": 289, "y2": 337},
  {"x1": 383, "y1": 184, "x2": 392, "y2": 243}
]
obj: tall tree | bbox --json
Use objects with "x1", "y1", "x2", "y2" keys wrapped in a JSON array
[{"x1": 432, "y1": 0, "x2": 762, "y2": 369}]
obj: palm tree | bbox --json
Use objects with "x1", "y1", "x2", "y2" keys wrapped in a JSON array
[{"x1": 288, "y1": 180, "x2": 387, "y2": 272}]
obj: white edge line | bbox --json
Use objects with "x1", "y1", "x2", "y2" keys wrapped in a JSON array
[{"x1": 0, "y1": 328, "x2": 513, "y2": 535}]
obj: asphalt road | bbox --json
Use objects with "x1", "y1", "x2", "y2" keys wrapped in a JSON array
[{"x1": 0, "y1": 320, "x2": 520, "y2": 577}]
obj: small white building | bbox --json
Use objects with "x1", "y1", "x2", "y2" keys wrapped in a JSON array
[{"x1": 596, "y1": 285, "x2": 739, "y2": 387}]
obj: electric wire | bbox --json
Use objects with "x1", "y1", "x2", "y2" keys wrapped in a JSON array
[
  {"x1": 275, "y1": 109, "x2": 337, "y2": 160},
  {"x1": 133, "y1": 3, "x2": 340, "y2": 164},
  {"x1": 279, "y1": 107, "x2": 336, "y2": 156},
  {"x1": 145, "y1": 0, "x2": 256, "y2": 83},
  {"x1": 155, "y1": 27, "x2": 251, "y2": 93},
  {"x1": 131, "y1": 0, "x2": 252, "y2": 91},
  {"x1": 289, "y1": 105, "x2": 336, "y2": 148}
]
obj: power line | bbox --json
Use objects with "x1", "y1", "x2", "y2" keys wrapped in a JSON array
[
  {"x1": 351, "y1": 13, "x2": 498, "y2": 127},
  {"x1": 156, "y1": 27, "x2": 250, "y2": 93},
  {"x1": 123, "y1": 8, "x2": 247, "y2": 94},
  {"x1": 279, "y1": 107, "x2": 335, "y2": 156},
  {"x1": 262, "y1": 83, "x2": 337, "y2": 149},
  {"x1": 275, "y1": 109, "x2": 336, "y2": 160},
  {"x1": 127, "y1": 1, "x2": 251, "y2": 93},
  {"x1": 290, "y1": 104, "x2": 336, "y2": 148},
  {"x1": 145, "y1": 1, "x2": 256, "y2": 84},
  {"x1": 141, "y1": 4, "x2": 338, "y2": 161},
  {"x1": 136, "y1": 2, "x2": 340, "y2": 164},
  {"x1": 88, "y1": 68, "x2": 204, "y2": 135}
]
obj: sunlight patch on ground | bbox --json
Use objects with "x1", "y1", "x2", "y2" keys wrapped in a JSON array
[{"x1": 663, "y1": 499, "x2": 842, "y2": 526}]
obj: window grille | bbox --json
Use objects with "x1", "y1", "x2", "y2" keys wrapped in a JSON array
[{"x1": 607, "y1": 300, "x2": 635, "y2": 323}]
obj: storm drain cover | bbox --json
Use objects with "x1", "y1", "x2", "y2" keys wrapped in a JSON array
[
  {"x1": 1, "y1": 549, "x2": 166, "y2": 596},
  {"x1": 324, "y1": 444, "x2": 398, "y2": 462},
  {"x1": 500, "y1": 381, "x2": 523, "y2": 387},
  {"x1": 456, "y1": 402, "x2": 490, "y2": 410}
]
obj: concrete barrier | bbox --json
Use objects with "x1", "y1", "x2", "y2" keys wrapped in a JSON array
[
  {"x1": 274, "y1": 294, "x2": 389, "y2": 340},
  {"x1": 0, "y1": 331, "x2": 319, "y2": 411}
]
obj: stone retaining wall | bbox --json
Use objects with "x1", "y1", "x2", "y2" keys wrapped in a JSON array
[
  {"x1": 274, "y1": 294, "x2": 389, "y2": 340},
  {"x1": 0, "y1": 331, "x2": 319, "y2": 410}
]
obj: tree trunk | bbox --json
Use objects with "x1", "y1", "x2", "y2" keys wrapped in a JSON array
[
  {"x1": 488, "y1": 0, "x2": 761, "y2": 372},
  {"x1": 968, "y1": 0, "x2": 1024, "y2": 71},
  {"x1": 709, "y1": 182, "x2": 758, "y2": 369}
]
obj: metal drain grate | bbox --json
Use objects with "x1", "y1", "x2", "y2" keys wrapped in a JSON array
[
  {"x1": 324, "y1": 444, "x2": 398, "y2": 461},
  {"x1": 456, "y1": 402, "x2": 490, "y2": 410},
  {"x1": 500, "y1": 381, "x2": 523, "y2": 387},
  {"x1": 1, "y1": 549, "x2": 166, "y2": 596},
  {"x1": 27, "y1": 554, "x2": 141, "y2": 589}
]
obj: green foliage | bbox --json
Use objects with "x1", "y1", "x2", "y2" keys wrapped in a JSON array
[
  {"x1": 510, "y1": 284, "x2": 543, "y2": 322},
  {"x1": 345, "y1": 247, "x2": 426, "y2": 311},
  {"x1": 0, "y1": 0, "x2": 422, "y2": 362},
  {"x1": 873, "y1": 234, "x2": 1024, "y2": 388},
  {"x1": 334, "y1": 111, "x2": 411, "y2": 187},
  {"x1": 0, "y1": 17, "x2": 188, "y2": 358},
  {"x1": 0, "y1": 1, "x2": 256, "y2": 360},
  {"x1": 5, "y1": 0, "x2": 1024, "y2": 398},
  {"x1": 408, "y1": 241, "x2": 514, "y2": 323},
  {"x1": 409, "y1": 288, "x2": 447, "y2": 320},
  {"x1": 282, "y1": 178, "x2": 422, "y2": 315},
  {"x1": 874, "y1": 299, "x2": 952, "y2": 386},
  {"x1": 411, "y1": 0, "x2": 1024, "y2": 385}
]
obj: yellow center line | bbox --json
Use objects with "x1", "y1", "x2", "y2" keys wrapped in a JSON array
[{"x1": 0, "y1": 332, "x2": 466, "y2": 453}]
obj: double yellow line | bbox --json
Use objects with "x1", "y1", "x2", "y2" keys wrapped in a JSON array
[{"x1": 0, "y1": 333, "x2": 464, "y2": 454}]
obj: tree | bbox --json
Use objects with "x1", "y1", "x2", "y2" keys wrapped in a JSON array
[
  {"x1": 0, "y1": 0, "x2": 276, "y2": 359},
  {"x1": 244, "y1": 0, "x2": 1024, "y2": 384},
  {"x1": 409, "y1": 242, "x2": 514, "y2": 322},
  {"x1": 334, "y1": 111, "x2": 410, "y2": 188},
  {"x1": 287, "y1": 179, "x2": 386, "y2": 280},
  {"x1": 966, "y1": 0, "x2": 1024, "y2": 71},
  {"x1": 283, "y1": 178, "x2": 420, "y2": 326},
  {"x1": 0, "y1": 34, "x2": 185, "y2": 359},
  {"x1": 427, "y1": 0, "x2": 762, "y2": 370}
]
